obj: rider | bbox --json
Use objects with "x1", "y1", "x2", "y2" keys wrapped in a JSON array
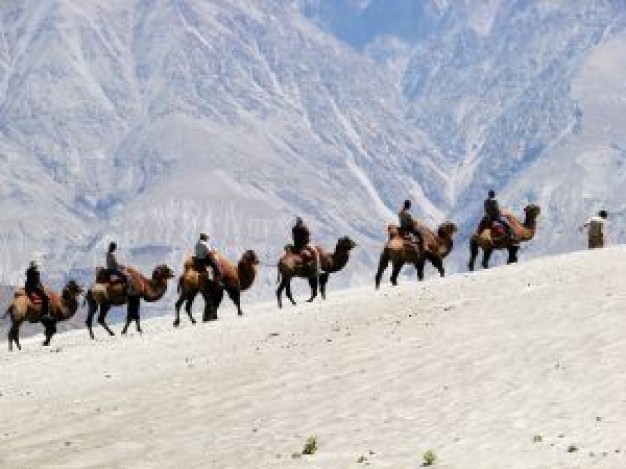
[
  {"x1": 398, "y1": 199, "x2": 424, "y2": 249},
  {"x1": 483, "y1": 190, "x2": 513, "y2": 239},
  {"x1": 194, "y1": 233, "x2": 223, "y2": 283},
  {"x1": 25, "y1": 261, "x2": 51, "y2": 322},
  {"x1": 106, "y1": 242, "x2": 129, "y2": 285},
  {"x1": 292, "y1": 217, "x2": 314, "y2": 260}
]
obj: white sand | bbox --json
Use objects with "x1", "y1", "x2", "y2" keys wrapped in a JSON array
[{"x1": 1, "y1": 247, "x2": 625, "y2": 469}]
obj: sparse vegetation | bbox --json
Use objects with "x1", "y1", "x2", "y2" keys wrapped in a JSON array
[
  {"x1": 533, "y1": 434, "x2": 543, "y2": 443},
  {"x1": 302, "y1": 436, "x2": 318, "y2": 455},
  {"x1": 567, "y1": 444, "x2": 578, "y2": 453},
  {"x1": 357, "y1": 455, "x2": 367, "y2": 463},
  {"x1": 422, "y1": 449, "x2": 437, "y2": 466}
]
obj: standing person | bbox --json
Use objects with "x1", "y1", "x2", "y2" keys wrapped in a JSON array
[
  {"x1": 194, "y1": 233, "x2": 223, "y2": 283},
  {"x1": 398, "y1": 199, "x2": 424, "y2": 249},
  {"x1": 25, "y1": 261, "x2": 50, "y2": 322},
  {"x1": 580, "y1": 210, "x2": 608, "y2": 249},
  {"x1": 483, "y1": 189, "x2": 513, "y2": 239}
]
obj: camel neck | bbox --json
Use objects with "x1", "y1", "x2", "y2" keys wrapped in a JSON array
[
  {"x1": 142, "y1": 279, "x2": 167, "y2": 302},
  {"x1": 238, "y1": 262, "x2": 257, "y2": 291},
  {"x1": 330, "y1": 249, "x2": 350, "y2": 273}
]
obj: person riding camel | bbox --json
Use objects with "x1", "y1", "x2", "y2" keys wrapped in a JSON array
[
  {"x1": 291, "y1": 217, "x2": 314, "y2": 261},
  {"x1": 398, "y1": 200, "x2": 424, "y2": 250},
  {"x1": 194, "y1": 233, "x2": 223, "y2": 283},
  {"x1": 25, "y1": 261, "x2": 51, "y2": 323},
  {"x1": 580, "y1": 210, "x2": 608, "y2": 249},
  {"x1": 106, "y1": 242, "x2": 129, "y2": 285},
  {"x1": 482, "y1": 190, "x2": 513, "y2": 240}
]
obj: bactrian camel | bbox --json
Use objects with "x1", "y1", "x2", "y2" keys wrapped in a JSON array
[
  {"x1": 375, "y1": 221, "x2": 457, "y2": 288},
  {"x1": 468, "y1": 204, "x2": 541, "y2": 270},
  {"x1": 173, "y1": 250, "x2": 259, "y2": 326},
  {"x1": 276, "y1": 236, "x2": 357, "y2": 308},
  {"x1": 85, "y1": 264, "x2": 174, "y2": 339},
  {"x1": 4, "y1": 279, "x2": 83, "y2": 351}
]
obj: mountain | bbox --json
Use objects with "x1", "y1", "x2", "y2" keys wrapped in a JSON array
[{"x1": 0, "y1": 0, "x2": 624, "y2": 303}]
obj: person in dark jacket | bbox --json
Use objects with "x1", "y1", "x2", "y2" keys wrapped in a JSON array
[
  {"x1": 292, "y1": 217, "x2": 314, "y2": 260},
  {"x1": 105, "y1": 242, "x2": 128, "y2": 284},
  {"x1": 483, "y1": 190, "x2": 513, "y2": 239},
  {"x1": 398, "y1": 200, "x2": 424, "y2": 249},
  {"x1": 25, "y1": 261, "x2": 50, "y2": 321}
]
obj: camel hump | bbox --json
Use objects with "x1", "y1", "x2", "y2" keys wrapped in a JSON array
[{"x1": 183, "y1": 256, "x2": 193, "y2": 269}]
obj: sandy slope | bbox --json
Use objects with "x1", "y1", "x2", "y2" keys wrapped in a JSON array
[{"x1": 1, "y1": 248, "x2": 625, "y2": 469}]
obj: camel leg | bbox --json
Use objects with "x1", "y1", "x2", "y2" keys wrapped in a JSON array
[
  {"x1": 426, "y1": 252, "x2": 445, "y2": 277},
  {"x1": 390, "y1": 261, "x2": 403, "y2": 286},
  {"x1": 8, "y1": 323, "x2": 21, "y2": 351},
  {"x1": 416, "y1": 257, "x2": 426, "y2": 281},
  {"x1": 85, "y1": 292, "x2": 98, "y2": 339},
  {"x1": 319, "y1": 273, "x2": 330, "y2": 300},
  {"x1": 185, "y1": 292, "x2": 197, "y2": 324},
  {"x1": 98, "y1": 304, "x2": 115, "y2": 337},
  {"x1": 227, "y1": 288, "x2": 243, "y2": 316},
  {"x1": 173, "y1": 293, "x2": 185, "y2": 327},
  {"x1": 285, "y1": 280, "x2": 297, "y2": 306},
  {"x1": 468, "y1": 239, "x2": 479, "y2": 271},
  {"x1": 375, "y1": 250, "x2": 390, "y2": 289},
  {"x1": 306, "y1": 276, "x2": 318, "y2": 302},
  {"x1": 481, "y1": 248, "x2": 493, "y2": 270},
  {"x1": 276, "y1": 277, "x2": 289, "y2": 309},
  {"x1": 42, "y1": 320, "x2": 57, "y2": 346},
  {"x1": 507, "y1": 245, "x2": 520, "y2": 264},
  {"x1": 122, "y1": 296, "x2": 141, "y2": 335}
]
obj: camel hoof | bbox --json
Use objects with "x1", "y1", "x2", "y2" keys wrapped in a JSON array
[
  {"x1": 173, "y1": 320, "x2": 180, "y2": 328},
  {"x1": 306, "y1": 298, "x2": 314, "y2": 303}
]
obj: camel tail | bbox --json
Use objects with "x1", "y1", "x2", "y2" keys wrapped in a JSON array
[
  {"x1": 3, "y1": 304, "x2": 13, "y2": 319},
  {"x1": 276, "y1": 267, "x2": 281, "y2": 284},
  {"x1": 177, "y1": 276, "x2": 183, "y2": 294}
]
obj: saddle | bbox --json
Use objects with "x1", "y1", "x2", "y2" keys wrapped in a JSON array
[
  {"x1": 490, "y1": 221, "x2": 507, "y2": 240},
  {"x1": 286, "y1": 245, "x2": 315, "y2": 264},
  {"x1": 95, "y1": 267, "x2": 126, "y2": 285},
  {"x1": 14, "y1": 288, "x2": 44, "y2": 309}
]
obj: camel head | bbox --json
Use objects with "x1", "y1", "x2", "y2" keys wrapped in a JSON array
[
  {"x1": 524, "y1": 204, "x2": 541, "y2": 221},
  {"x1": 241, "y1": 250, "x2": 260, "y2": 266},
  {"x1": 62, "y1": 279, "x2": 84, "y2": 299},
  {"x1": 437, "y1": 222, "x2": 458, "y2": 239},
  {"x1": 336, "y1": 236, "x2": 357, "y2": 252},
  {"x1": 152, "y1": 265, "x2": 175, "y2": 281}
]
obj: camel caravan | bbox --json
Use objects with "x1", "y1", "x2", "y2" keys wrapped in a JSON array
[{"x1": 7, "y1": 187, "x2": 590, "y2": 352}]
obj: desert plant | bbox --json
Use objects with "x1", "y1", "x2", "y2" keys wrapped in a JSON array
[
  {"x1": 303, "y1": 436, "x2": 318, "y2": 455},
  {"x1": 422, "y1": 449, "x2": 436, "y2": 466}
]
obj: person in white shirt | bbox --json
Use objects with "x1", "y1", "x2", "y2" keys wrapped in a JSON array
[
  {"x1": 194, "y1": 233, "x2": 223, "y2": 282},
  {"x1": 580, "y1": 210, "x2": 608, "y2": 249}
]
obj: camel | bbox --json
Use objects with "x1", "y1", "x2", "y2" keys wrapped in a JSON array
[
  {"x1": 375, "y1": 221, "x2": 457, "y2": 288},
  {"x1": 85, "y1": 264, "x2": 174, "y2": 339},
  {"x1": 173, "y1": 250, "x2": 259, "y2": 326},
  {"x1": 276, "y1": 236, "x2": 357, "y2": 308},
  {"x1": 4, "y1": 280, "x2": 83, "y2": 351},
  {"x1": 468, "y1": 204, "x2": 541, "y2": 270}
]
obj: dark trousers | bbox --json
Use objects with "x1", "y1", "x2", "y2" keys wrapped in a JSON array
[
  {"x1": 105, "y1": 269, "x2": 128, "y2": 284},
  {"x1": 399, "y1": 226, "x2": 424, "y2": 247},
  {"x1": 197, "y1": 255, "x2": 222, "y2": 280}
]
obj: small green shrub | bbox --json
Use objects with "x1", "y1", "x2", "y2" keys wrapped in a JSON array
[
  {"x1": 533, "y1": 435, "x2": 543, "y2": 443},
  {"x1": 303, "y1": 436, "x2": 318, "y2": 455},
  {"x1": 423, "y1": 449, "x2": 436, "y2": 466}
]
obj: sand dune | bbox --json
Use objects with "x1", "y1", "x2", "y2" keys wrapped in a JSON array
[{"x1": 1, "y1": 248, "x2": 625, "y2": 469}]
